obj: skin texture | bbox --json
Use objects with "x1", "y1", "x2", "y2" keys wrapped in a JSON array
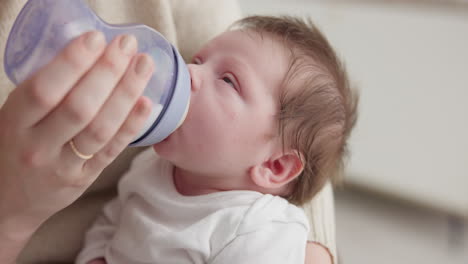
[
  {"x1": 153, "y1": 30, "x2": 303, "y2": 197},
  {"x1": 0, "y1": 31, "x2": 154, "y2": 264},
  {"x1": 306, "y1": 242, "x2": 333, "y2": 264},
  {"x1": 0, "y1": 30, "x2": 332, "y2": 264},
  {"x1": 153, "y1": 29, "x2": 333, "y2": 264}
]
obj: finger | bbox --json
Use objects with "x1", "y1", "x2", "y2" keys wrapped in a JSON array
[
  {"x1": 71, "y1": 54, "x2": 154, "y2": 156},
  {"x1": 83, "y1": 97, "x2": 152, "y2": 179},
  {"x1": 58, "y1": 97, "x2": 152, "y2": 186},
  {"x1": 4, "y1": 31, "x2": 106, "y2": 129},
  {"x1": 34, "y1": 34, "x2": 138, "y2": 148}
]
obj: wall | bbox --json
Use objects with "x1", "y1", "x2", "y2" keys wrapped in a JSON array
[{"x1": 238, "y1": 0, "x2": 468, "y2": 217}]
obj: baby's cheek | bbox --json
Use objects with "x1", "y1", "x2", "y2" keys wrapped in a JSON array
[
  {"x1": 217, "y1": 97, "x2": 240, "y2": 122},
  {"x1": 194, "y1": 138, "x2": 210, "y2": 155},
  {"x1": 227, "y1": 108, "x2": 240, "y2": 122}
]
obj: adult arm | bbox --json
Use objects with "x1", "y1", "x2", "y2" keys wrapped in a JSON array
[
  {"x1": 306, "y1": 242, "x2": 334, "y2": 264},
  {"x1": 0, "y1": 31, "x2": 154, "y2": 263}
]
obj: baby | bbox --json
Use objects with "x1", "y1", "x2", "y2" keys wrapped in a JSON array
[{"x1": 76, "y1": 15, "x2": 358, "y2": 264}]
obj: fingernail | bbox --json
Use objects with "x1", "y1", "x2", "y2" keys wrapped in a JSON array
[
  {"x1": 120, "y1": 35, "x2": 136, "y2": 55},
  {"x1": 135, "y1": 55, "x2": 153, "y2": 76},
  {"x1": 84, "y1": 31, "x2": 105, "y2": 51}
]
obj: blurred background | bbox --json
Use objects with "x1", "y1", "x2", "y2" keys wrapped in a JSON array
[{"x1": 238, "y1": 0, "x2": 468, "y2": 263}]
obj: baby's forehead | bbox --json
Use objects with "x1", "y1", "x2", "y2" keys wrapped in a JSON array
[{"x1": 203, "y1": 29, "x2": 287, "y2": 55}]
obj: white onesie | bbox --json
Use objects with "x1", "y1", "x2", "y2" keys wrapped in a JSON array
[{"x1": 76, "y1": 148, "x2": 309, "y2": 264}]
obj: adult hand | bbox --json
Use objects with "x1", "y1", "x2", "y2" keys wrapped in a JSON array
[
  {"x1": 305, "y1": 242, "x2": 333, "y2": 264},
  {"x1": 0, "y1": 31, "x2": 154, "y2": 263}
]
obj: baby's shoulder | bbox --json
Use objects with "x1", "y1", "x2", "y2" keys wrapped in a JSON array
[
  {"x1": 235, "y1": 194, "x2": 309, "y2": 236},
  {"x1": 206, "y1": 193, "x2": 309, "y2": 256}
]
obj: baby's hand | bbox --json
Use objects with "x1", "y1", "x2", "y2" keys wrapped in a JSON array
[{"x1": 87, "y1": 258, "x2": 107, "y2": 264}]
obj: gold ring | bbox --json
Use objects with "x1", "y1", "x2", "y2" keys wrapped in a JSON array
[{"x1": 69, "y1": 139, "x2": 94, "y2": 160}]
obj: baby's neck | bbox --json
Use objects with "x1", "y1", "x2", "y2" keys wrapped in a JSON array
[
  {"x1": 172, "y1": 167, "x2": 234, "y2": 196},
  {"x1": 172, "y1": 166, "x2": 290, "y2": 197}
]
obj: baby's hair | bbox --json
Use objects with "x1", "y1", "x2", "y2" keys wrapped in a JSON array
[{"x1": 232, "y1": 16, "x2": 359, "y2": 205}]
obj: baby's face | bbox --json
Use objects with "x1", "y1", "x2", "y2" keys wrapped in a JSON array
[{"x1": 154, "y1": 30, "x2": 290, "y2": 180}]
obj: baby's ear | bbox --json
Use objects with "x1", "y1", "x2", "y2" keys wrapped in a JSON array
[{"x1": 250, "y1": 150, "x2": 304, "y2": 190}]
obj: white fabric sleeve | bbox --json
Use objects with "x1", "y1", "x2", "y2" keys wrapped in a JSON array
[
  {"x1": 209, "y1": 222, "x2": 308, "y2": 264},
  {"x1": 75, "y1": 197, "x2": 121, "y2": 264}
]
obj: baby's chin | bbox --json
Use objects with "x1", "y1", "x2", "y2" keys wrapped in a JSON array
[
  {"x1": 152, "y1": 137, "x2": 184, "y2": 165},
  {"x1": 152, "y1": 142, "x2": 167, "y2": 154},
  {"x1": 152, "y1": 140, "x2": 170, "y2": 158}
]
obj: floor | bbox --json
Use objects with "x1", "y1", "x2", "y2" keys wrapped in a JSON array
[{"x1": 334, "y1": 188, "x2": 468, "y2": 264}]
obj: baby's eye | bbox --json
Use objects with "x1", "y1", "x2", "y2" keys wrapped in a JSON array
[{"x1": 222, "y1": 76, "x2": 235, "y2": 88}]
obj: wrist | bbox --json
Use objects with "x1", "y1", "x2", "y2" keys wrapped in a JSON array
[
  {"x1": 0, "y1": 190, "x2": 48, "y2": 243},
  {"x1": 0, "y1": 207, "x2": 44, "y2": 244},
  {"x1": 0, "y1": 217, "x2": 36, "y2": 244},
  {"x1": 0, "y1": 214, "x2": 41, "y2": 264},
  {"x1": 0, "y1": 223, "x2": 34, "y2": 264}
]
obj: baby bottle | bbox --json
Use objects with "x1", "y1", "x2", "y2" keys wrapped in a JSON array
[{"x1": 3, "y1": 0, "x2": 191, "y2": 147}]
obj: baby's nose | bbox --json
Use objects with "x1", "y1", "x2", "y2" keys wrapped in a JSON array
[{"x1": 187, "y1": 64, "x2": 201, "y2": 92}]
